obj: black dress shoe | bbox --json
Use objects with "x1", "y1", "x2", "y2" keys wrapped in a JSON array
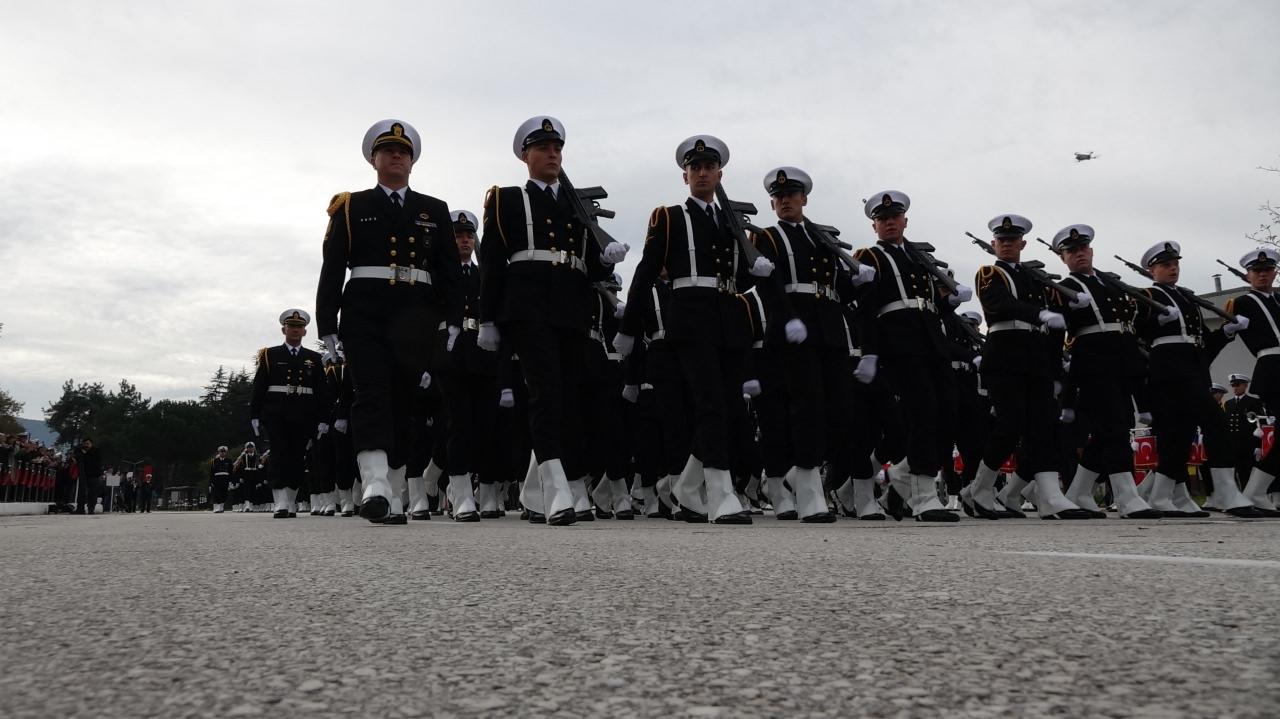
[
  {"x1": 883, "y1": 487, "x2": 907, "y2": 522},
  {"x1": 360, "y1": 496, "x2": 390, "y2": 523},
  {"x1": 410, "y1": 510, "x2": 432, "y2": 521},
  {"x1": 801, "y1": 511, "x2": 837, "y2": 523},
  {"x1": 575, "y1": 510, "x2": 595, "y2": 522},
  {"x1": 340, "y1": 510, "x2": 355, "y2": 517},
  {"x1": 713, "y1": 511, "x2": 752, "y2": 525},
  {"x1": 323, "y1": 509, "x2": 336, "y2": 517},
  {"x1": 615, "y1": 509, "x2": 635, "y2": 520},
  {"x1": 273, "y1": 509, "x2": 290, "y2": 518},
  {"x1": 310, "y1": 509, "x2": 321, "y2": 516},
  {"x1": 383, "y1": 513, "x2": 408, "y2": 525},
  {"x1": 959, "y1": 494, "x2": 976, "y2": 518},
  {"x1": 1079, "y1": 508, "x2": 1109, "y2": 519},
  {"x1": 971, "y1": 499, "x2": 1005, "y2": 520},
  {"x1": 682, "y1": 510, "x2": 709, "y2": 523},
  {"x1": 1225, "y1": 505, "x2": 1266, "y2": 518},
  {"x1": 775, "y1": 510, "x2": 798, "y2": 520},
  {"x1": 527, "y1": 511, "x2": 546, "y2": 524},
  {"x1": 454, "y1": 511, "x2": 481, "y2": 522},
  {"x1": 1041, "y1": 508, "x2": 1099, "y2": 520},
  {"x1": 480, "y1": 510, "x2": 503, "y2": 519},
  {"x1": 916, "y1": 509, "x2": 960, "y2": 522},
  {"x1": 1120, "y1": 508, "x2": 1163, "y2": 519},
  {"x1": 857, "y1": 512, "x2": 886, "y2": 520},
  {"x1": 547, "y1": 508, "x2": 576, "y2": 526},
  {"x1": 594, "y1": 508, "x2": 613, "y2": 520},
  {"x1": 838, "y1": 506, "x2": 858, "y2": 518}
]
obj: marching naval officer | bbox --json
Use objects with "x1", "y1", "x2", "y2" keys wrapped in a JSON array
[
  {"x1": 250, "y1": 309, "x2": 328, "y2": 519},
  {"x1": 477, "y1": 116, "x2": 626, "y2": 526},
  {"x1": 209, "y1": 445, "x2": 232, "y2": 513},
  {"x1": 315, "y1": 119, "x2": 464, "y2": 524}
]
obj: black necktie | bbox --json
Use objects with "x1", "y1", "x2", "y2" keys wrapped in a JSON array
[
  {"x1": 706, "y1": 204, "x2": 717, "y2": 226},
  {"x1": 390, "y1": 192, "x2": 402, "y2": 208},
  {"x1": 289, "y1": 347, "x2": 297, "y2": 357},
  {"x1": 545, "y1": 185, "x2": 556, "y2": 203}
]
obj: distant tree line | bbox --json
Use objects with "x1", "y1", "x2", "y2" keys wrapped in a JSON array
[{"x1": 42, "y1": 367, "x2": 256, "y2": 489}]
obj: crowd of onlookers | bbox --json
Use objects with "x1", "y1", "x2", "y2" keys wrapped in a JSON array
[{"x1": 1, "y1": 433, "x2": 158, "y2": 513}]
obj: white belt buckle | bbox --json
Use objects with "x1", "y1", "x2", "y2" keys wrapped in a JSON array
[
  {"x1": 462, "y1": 318, "x2": 479, "y2": 331},
  {"x1": 717, "y1": 276, "x2": 736, "y2": 293},
  {"x1": 394, "y1": 266, "x2": 415, "y2": 284},
  {"x1": 552, "y1": 250, "x2": 569, "y2": 266}
]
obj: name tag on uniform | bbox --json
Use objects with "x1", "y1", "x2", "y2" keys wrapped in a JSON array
[
  {"x1": 359, "y1": 216, "x2": 378, "y2": 223},
  {"x1": 415, "y1": 220, "x2": 437, "y2": 228}
]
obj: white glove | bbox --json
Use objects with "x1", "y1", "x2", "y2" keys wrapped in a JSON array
[
  {"x1": 602, "y1": 242, "x2": 629, "y2": 264},
  {"x1": 317, "y1": 422, "x2": 329, "y2": 436},
  {"x1": 854, "y1": 354, "x2": 878, "y2": 384},
  {"x1": 477, "y1": 322, "x2": 500, "y2": 351},
  {"x1": 612, "y1": 333, "x2": 635, "y2": 357},
  {"x1": 333, "y1": 419, "x2": 348, "y2": 434},
  {"x1": 1157, "y1": 305, "x2": 1181, "y2": 326},
  {"x1": 742, "y1": 379, "x2": 762, "y2": 397},
  {"x1": 947, "y1": 284, "x2": 972, "y2": 307},
  {"x1": 785, "y1": 318, "x2": 808, "y2": 344},
  {"x1": 1059, "y1": 408, "x2": 1076, "y2": 424},
  {"x1": 1254, "y1": 426, "x2": 1264, "y2": 439},
  {"x1": 1223, "y1": 315, "x2": 1250, "y2": 337},
  {"x1": 250, "y1": 419, "x2": 260, "y2": 437},
  {"x1": 498, "y1": 388, "x2": 515, "y2": 408},
  {"x1": 419, "y1": 371, "x2": 432, "y2": 389},
  {"x1": 972, "y1": 355, "x2": 982, "y2": 370},
  {"x1": 446, "y1": 325, "x2": 461, "y2": 351},
  {"x1": 852, "y1": 263, "x2": 877, "y2": 286},
  {"x1": 1052, "y1": 381, "x2": 1063, "y2": 398},
  {"x1": 321, "y1": 334, "x2": 339, "y2": 362},
  {"x1": 1137, "y1": 411, "x2": 1153, "y2": 425},
  {"x1": 1068, "y1": 291, "x2": 1093, "y2": 310},
  {"x1": 1038, "y1": 309, "x2": 1066, "y2": 330},
  {"x1": 613, "y1": 302, "x2": 626, "y2": 320},
  {"x1": 321, "y1": 348, "x2": 338, "y2": 366},
  {"x1": 621, "y1": 384, "x2": 640, "y2": 403},
  {"x1": 1255, "y1": 448, "x2": 1264, "y2": 461},
  {"x1": 750, "y1": 255, "x2": 775, "y2": 278}
]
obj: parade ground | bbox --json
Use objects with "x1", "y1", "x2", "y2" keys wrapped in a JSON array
[{"x1": 1, "y1": 513, "x2": 1277, "y2": 718}]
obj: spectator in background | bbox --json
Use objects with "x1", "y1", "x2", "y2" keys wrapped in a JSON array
[
  {"x1": 73, "y1": 438, "x2": 102, "y2": 515},
  {"x1": 137, "y1": 473, "x2": 154, "y2": 513}
]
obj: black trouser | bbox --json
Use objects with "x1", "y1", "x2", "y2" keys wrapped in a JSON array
[
  {"x1": 331, "y1": 429, "x2": 356, "y2": 491},
  {"x1": 264, "y1": 419, "x2": 310, "y2": 491},
  {"x1": 440, "y1": 370, "x2": 499, "y2": 480},
  {"x1": 138, "y1": 486, "x2": 152, "y2": 512},
  {"x1": 780, "y1": 342, "x2": 851, "y2": 471},
  {"x1": 672, "y1": 340, "x2": 744, "y2": 471},
  {"x1": 341, "y1": 305, "x2": 438, "y2": 470},
  {"x1": 76, "y1": 478, "x2": 98, "y2": 512},
  {"x1": 583, "y1": 378, "x2": 631, "y2": 482},
  {"x1": 505, "y1": 322, "x2": 585, "y2": 477},
  {"x1": 210, "y1": 475, "x2": 229, "y2": 503},
  {"x1": 881, "y1": 354, "x2": 954, "y2": 476},
  {"x1": 309, "y1": 435, "x2": 334, "y2": 494},
  {"x1": 634, "y1": 374, "x2": 690, "y2": 487},
  {"x1": 488, "y1": 377, "x2": 531, "y2": 484},
  {"x1": 752, "y1": 348, "x2": 791, "y2": 479},
  {"x1": 1074, "y1": 372, "x2": 1136, "y2": 476},
  {"x1": 1150, "y1": 378, "x2": 1233, "y2": 483},
  {"x1": 981, "y1": 371, "x2": 1056, "y2": 476},
  {"x1": 952, "y1": 373, "x2": 989, "y2": 488}
]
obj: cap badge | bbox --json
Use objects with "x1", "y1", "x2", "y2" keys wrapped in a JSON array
[
  {"x1": 776, "y1": 170, "x2": 787, "y2": 186},
  {"x1": 1001, "y1": 217, "x2": 1013, "y2": 229},
  {"x1": 541, "y1": 118, "x2": 554, "y2": 132},
  {"x1": 694, "y1": 139, "x2": 706, "y2": 153},
  {"x1": 419, "y1": 213, "x2": 429, "y2": 220},
  {"x1": 881, "y1": 194, "x2": 893, "y2": 206},
  {"x1": 1069, "y1": 229, "x2": 1080, "y2": 240},
  {"x1": 391, "y1": 123, "x2": 403, "y2": 137}
]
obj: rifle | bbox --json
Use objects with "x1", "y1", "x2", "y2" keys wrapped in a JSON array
[
  {"x1": 1114, "y1": 255, "x2": 1234, "y2": 322},
  {"x1": 715, "y1": 184, "x2": 765, "y2": 266},
  {"x1": 966, "y1": 232, "x2": 1080, "y2": 301},
  {"x1": 592, "y1": 282, "x2": 621, "y2": 308},
  {"x1": 1034, "y1": 238, "x2": 1166, "y2": 313},
  {"x1": 557, "y1": 170, "x2": 619, "y2": 252},
  {"x1": 902, "y1": 240, "x2": 961, "y2": 293},
  {"x1": 1216, "y1": 259, "x2": 1249, "y2": 282},
  {"x1": 801, "y1": 222, "x2": 864, "y2": 273}
]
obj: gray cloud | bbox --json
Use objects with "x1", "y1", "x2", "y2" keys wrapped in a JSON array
[{"x1": 1, "y1": 0, "x2": 1278, "y2": 413}]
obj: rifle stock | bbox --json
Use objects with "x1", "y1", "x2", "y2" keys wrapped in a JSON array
[
  {"x1": 557, "y1": 170, "x2": 619, "y2": 252},
  {"x1": 1115, "y1": 255, "x2": 1233, "y2": 322},
  {"x1": 714, "y1": 184, "x2": 764, "y2": 266}
]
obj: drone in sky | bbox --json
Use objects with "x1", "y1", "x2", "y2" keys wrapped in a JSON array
[{"x1": 1074, "y1": 151, "x2": 1098, "y2": 162}]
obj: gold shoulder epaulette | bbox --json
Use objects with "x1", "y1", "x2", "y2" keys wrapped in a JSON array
[
  {"x1": 1225, "y1": 297, "x2": 1236, "y2": 314},
  {"x1": 256, "y1": 347, "x2": 268, "y2": 366},
  {"x1": 327, "y1": 192, "x2": 351, "y2": 217},
  {"x1": 484, "y1": 185, "x2": 500, "y2": 209}
]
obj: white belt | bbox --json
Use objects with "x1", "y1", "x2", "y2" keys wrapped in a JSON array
[
  {"x1": 647, "y1": 330, "x2": 666, "y2": 342},
  {"x1": 672, "y1": 275, "x2": 737, "y2": 292},
  {"x1": 213, "y1": 472, "x2": 230, "y2": 476},
  {"x1": 508, "y1": 249, "x2": 587, "y2": 274},
  {"x1": 606, "y1": 352, "x2": 623, "y2": 362},
  {"x1": 988, "y1": 320, "x2": 1037, "y2": 332},
  {"x1": 1260, "y1": 347, "x2": 1280, "y2": 357},
  {"x1": 437, "y1": 319, "x2": 480, "y2": 331},
  {"x1": 785, "y1": 283, "x2": 840, "y2": 301},
  {"x1": 1075, "y1": 321, "x2": 1123, "y2": 337},
  {"x1": 1151, "y1": 335, "x2": 1195, "y2": 346},
  {"x1": 849, "y1": 348, "x2": 863, "y2": 358},
  {"x1": 350, "y1": 265, "x2": 431, "y2": 285},
  {"x1": 951, "y1": 360, "x2": 972, "y2": 370},
  {"x1": 640, "y1": 383, "x2": 654, "y2": 390},
  {"x1": 752, "y1": 340, "x2": 764, "y2": 349},
  {"x1": 589, "y1": 329, "x2": 604, "y2": 342},
  {"x1": 877, "y1": 298, "x2": 935, "y2": 317},
  {"x1": 267, "y1": 385, "x2": 314, "y2": 395}
]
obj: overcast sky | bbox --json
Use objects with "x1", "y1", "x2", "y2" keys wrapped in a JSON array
[{"x1": 1, "y1": 0, "x2": 1278, "y2": 416}]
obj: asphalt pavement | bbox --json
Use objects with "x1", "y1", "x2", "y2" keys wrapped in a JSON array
[{"x1": 2, "y1": 510, "x2": 1277, "y2": 718}]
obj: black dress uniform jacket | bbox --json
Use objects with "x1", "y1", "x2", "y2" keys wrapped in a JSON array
[
  {"x1": 974, "y1": 261, "x2": 1059, "y2": 377},
  {"x1": 852, "y1": 240, "x2": 948, "y2": 358},
  {"x1": 436, "y1": 262, "x2": 496, "y2": 375},
  {"x1": 479, "y1": 181, "x2": 612, "y2": 332},
  {"x1": 1225, "y1": 290, "x2": 1280, "y2": 396},
  {"x1": 250, "y1": 345, "x2": 329, "y2": 426},
  {"x1": 1135, "y1": 282, "x2": 1231, "y2": 384},
  {"x1": 317, "y1": 187, "x2": 463, "y2": 338},
  {"x1": 753, "y1": 221, "x2": 853, "y2": 349}
]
